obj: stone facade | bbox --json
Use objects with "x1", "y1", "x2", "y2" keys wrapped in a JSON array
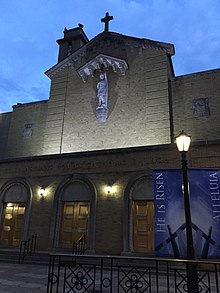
[
  {"x1": 0, "y1": 143, "x2": 219, "y2": 254},
  {"x1": 0, "y1": 25, "x2": 219, "y2": 255},
  {"x1": 4, "y1": 101, "x2": 48, "y2": 158},
  {"x1": 171, "y1": 69, "x2": 220, "y2": 141}
]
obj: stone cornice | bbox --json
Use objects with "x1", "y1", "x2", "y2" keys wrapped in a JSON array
[
  {"x1": 45, "y1": 32, "x2": 175, "y2": 79},
  {"x1": 45, "y1": 49, "x2": 87, "y2": 78}
]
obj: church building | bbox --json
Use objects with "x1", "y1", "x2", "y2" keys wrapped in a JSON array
[{"x1": 0, "y1": 13, "x2": 220, "y2": 255}]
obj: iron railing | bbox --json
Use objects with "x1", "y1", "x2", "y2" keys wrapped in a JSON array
[
  {"x1": 18, "y1": 233, "x2": 37, "y2": 263},
  {"x1": 72, "y1": 234, "x2": 86, "y2": 255},
  {"x1": 47, "y1": 254, "x2": 220, "y2": 292}
]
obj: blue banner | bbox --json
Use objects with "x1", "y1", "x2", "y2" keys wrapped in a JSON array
[
  {"x1": 154, "y1": 169, "x2": 220, "y2": 258},
  {"x1": 189, "y1": 169, "x2": 220, "y2": 258},
  {"x1": 154, "y1": 169, "x2": 184, "y2": 257}
]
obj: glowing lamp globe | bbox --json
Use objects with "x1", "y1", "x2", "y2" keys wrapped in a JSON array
[{"x1": 175, "y1": 130, "x2": 191, "y2": 152}]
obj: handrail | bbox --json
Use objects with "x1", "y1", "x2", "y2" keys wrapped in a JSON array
[
  {"x1": 47, "y1": 254, "x2": 220, "y2": 293},
  {"x1": 18, "y1": 233, "x2": 37, "y2": 263},
  {"x1": 72, "y1": 234, "x2": 86, "y2": 255}
]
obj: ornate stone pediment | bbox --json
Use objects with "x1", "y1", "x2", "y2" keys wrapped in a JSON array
[
  {"x1": 45, "y1": 32, "x2": 174, "y2": 79},
  {"x1": 77, "y1": 54, "x2": 128, "y2": 82}
]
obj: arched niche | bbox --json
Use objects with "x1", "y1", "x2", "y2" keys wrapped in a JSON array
[{"x1": 49, "y1": 175, "x2": 96, "y2": 253}]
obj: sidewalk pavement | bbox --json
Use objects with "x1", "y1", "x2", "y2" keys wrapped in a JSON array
[{"x1": 0, "y1": 262, "x2": 48, "y2": 293}]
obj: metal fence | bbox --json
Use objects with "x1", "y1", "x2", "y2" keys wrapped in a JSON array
[
  {"x1": 18, "y1": 233, "x2": 37, "y2": 263},
  {"x1": 47, "y1": 253, "x2": 220, "y2": 293}
]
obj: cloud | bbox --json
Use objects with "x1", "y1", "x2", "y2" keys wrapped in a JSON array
[
  {"x1": 0, "y1": 0, "x2": 220, "y2": 112},
  {"x1": 0, "y1": 75, "x2": 23, "y2": 92},
  {"x1": 0, "y1": 73, "x2": 49, "y2": 113}
]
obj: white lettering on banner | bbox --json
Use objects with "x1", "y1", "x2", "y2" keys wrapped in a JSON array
[
  {"x1": 209, "y1": 172, "x2": 220, "y2": 222},
  {"x1": 155, "y1": 172, "x2": 166, "y2": 232}
]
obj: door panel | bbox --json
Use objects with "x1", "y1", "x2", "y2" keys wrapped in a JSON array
[
  {"x1": 133, "y1": 201, "x2": 154, "y2": 254},
  {"x1": 0, "y1": 203, "x2": 26, "y2": 247},
  {"x1": 61, "y1": 203, "x2": 76, "y2": 248},
  {"x1": 60, "y1": 202, "x2": 89, "y2": 249}
]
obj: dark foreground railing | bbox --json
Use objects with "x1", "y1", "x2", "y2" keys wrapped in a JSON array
[
  {"x1": 18, "y1": 233, "x2": 37, "y2": 263},
  {"x1": 72, "y1": 234, "x2": 86, "y2": 255},
  {"x1": 47, "y1": 254, "x2": 220, "y2": 293}
]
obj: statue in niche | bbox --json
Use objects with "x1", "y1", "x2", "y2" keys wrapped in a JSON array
[{"x1": 97, "y1": 72, "x2": 108, "y2": 109}]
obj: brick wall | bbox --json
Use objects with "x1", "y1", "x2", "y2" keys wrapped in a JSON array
[
  {"x1": 0, "y1": 112, "x2": 11, "y2": 159},
  {"x1": 3, "y1": 51, "x2": 220, "y2": 159},
  {"x1": 43, "y1": 68, "x2": 69, "y2": 154},
  {"x1": 55, "y1": 48, "x2": 171, "y2": 154},
  {"x1": 5, "y1": 101, "x2": 48, "y2": 158},
  {"x1": 0, "y1": 142, "x2": 219, "y2": 253},
  {"x1": 171, "y1": 69, "x2": 220, "y2": 141}
]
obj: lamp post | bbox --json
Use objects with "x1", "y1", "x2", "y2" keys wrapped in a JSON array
[{"x1": 175, "y1": 130, "x2": 199, "y2": 293}]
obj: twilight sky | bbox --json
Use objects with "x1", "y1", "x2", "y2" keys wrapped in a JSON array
[{"x1": 0, "y1": 0, "x2": 220, "y2": 113}]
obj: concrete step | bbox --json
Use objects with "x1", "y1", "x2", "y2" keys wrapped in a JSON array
[
  {"x1": 20, "y1": 251, "x2": 50, "y2": 265},
  {"x1": 0, "y1": 249, "x2": 20, "y2": 264},
  {"x1": 0, "y1": 249, "x2": 49, "y2": 265}
]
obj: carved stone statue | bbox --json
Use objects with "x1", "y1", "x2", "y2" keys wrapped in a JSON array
[{"x1": 97, "y1": 72, "x2": 108, "y2": 109}]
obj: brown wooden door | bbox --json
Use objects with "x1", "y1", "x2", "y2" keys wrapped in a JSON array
[
  {"x1": 133, "y1": 201, "x2": 154, "y2": 254},
  {"x1": 0, "y1": 203, "x2": 26, "y2": 247},
  {"x1": 60, "y1": 202, "x2": 89, "y2": 249}
]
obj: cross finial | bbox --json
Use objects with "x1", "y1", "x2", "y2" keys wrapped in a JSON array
[{"x1": 101, "y1": 12, "x2": 113, "y2": 32}]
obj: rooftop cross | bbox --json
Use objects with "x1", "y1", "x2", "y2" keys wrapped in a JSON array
[{"x1": 101, "y1": 12, "x2": 113, "y2": 32}]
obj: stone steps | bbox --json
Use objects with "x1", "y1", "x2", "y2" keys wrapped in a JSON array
[{"x1": 0, "y1": 249, "x2": 50, "y2": 265}]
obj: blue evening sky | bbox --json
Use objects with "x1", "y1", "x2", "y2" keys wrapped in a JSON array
[{"x1": 0, "y1": 0, "x2": 220, "y2": 113}]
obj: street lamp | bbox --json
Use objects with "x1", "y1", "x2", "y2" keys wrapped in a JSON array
[{"x1": 175, "y1": 130, "x2": 199, "y2": 293}]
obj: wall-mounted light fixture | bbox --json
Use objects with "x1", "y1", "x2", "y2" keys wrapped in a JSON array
[
  {"x1": 106, "y1": 185, "x2": 112, "y2": 194},
  {"x1": 39, "y1": 187, "x2": 46, "y2": 198}
]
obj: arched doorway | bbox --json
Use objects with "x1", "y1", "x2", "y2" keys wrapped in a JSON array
[
  {"x1": 60, "y1": 184, "x2": 90, "y2": 249},
  {"x1": 124, "y1": 175, "x2": 154, "y2": 255},
  {"x1": 51, "y1": 176, "x2": 96, "y2": 253},
  {"x1": 0, "y1": 180, "x2": 32, "y2": 247}
]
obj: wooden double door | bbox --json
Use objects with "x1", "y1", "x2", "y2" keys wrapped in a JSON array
[
  {"x1": 0, "y1": 203, "x2": 26, "y2": 247},
  {"x1": 133, "y1": 201, "x2": 154, "y2": 254},
  {"x1": 60, "y1": 202, "x2": 90, "y2": 249}
]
